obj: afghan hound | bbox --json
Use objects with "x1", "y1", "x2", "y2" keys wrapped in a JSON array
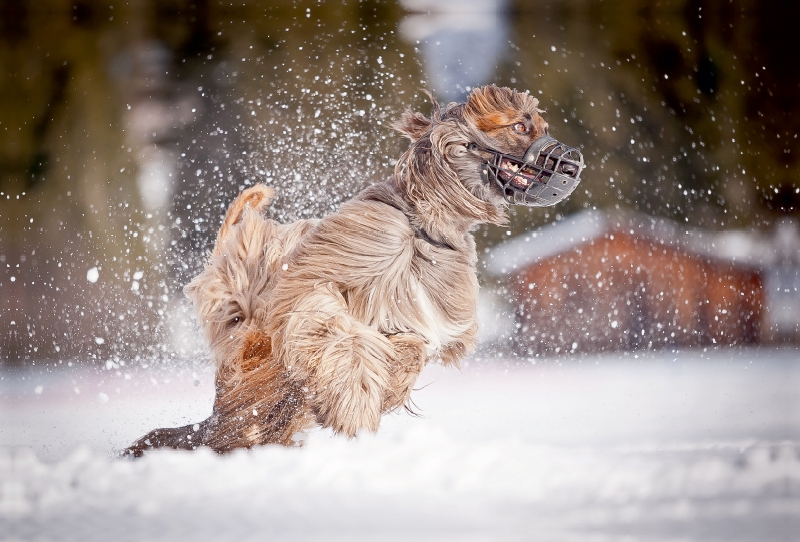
[{"x1": 124, "y1": 85, "x2": 583, "y2": 455}]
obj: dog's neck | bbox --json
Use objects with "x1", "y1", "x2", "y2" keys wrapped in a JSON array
[{"x1": 358, "y1": 180, "x2": 490, "y2": 252}]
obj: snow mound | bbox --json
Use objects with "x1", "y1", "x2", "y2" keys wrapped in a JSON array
[
  {"x1": 2, "y1": 434, "x2": 799, "y2": 541},
  {"x1": 2, "y1": 348, "x2": 800, "y2": 540}
]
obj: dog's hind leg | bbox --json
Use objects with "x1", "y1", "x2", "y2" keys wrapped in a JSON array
[
  {"x1": 122, "y1": 332, "x2": 315, "y2": 456},
  {"x1": 122, "y1": 421, "x2": 211, "y2": 458},
  {"x1": 199, "y1": 331, "x2": 316, "y2": 453}
]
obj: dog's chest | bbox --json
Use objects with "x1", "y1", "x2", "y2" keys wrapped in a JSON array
[
  {"x1": 408, "y1": 256, "x2": 478, "y2": 355},
  {"x1": 413, "y1": 283, "x2": 465, "y2": 354}
]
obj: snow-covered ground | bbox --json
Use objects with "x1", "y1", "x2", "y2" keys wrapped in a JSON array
[{"x1": 2, "y1": 347, "x2": 799, "y2": 541}]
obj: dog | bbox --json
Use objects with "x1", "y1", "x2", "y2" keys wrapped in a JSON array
[{"x1": 124, "y1": 85, "x2": 583, "y2": 456}]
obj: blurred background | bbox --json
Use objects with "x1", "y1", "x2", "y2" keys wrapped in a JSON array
[
  {"x1": 1, "y1": 0, "x2": 799, "y2": 365},
  {"x1": 3, "y1": 5, "x2": 799, "y2": 539}
]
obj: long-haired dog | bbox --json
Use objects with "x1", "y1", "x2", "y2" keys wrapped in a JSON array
[{"x1": 125, "y1": 85, "x2": 583, "y2": 456}]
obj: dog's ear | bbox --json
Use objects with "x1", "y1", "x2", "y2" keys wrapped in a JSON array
[
  {"x1": 391, "y1": 109, "x2": 433, "y2": 141},
  {"x1": 464, "y1": 85, "x2": 539, "y2": 131}
]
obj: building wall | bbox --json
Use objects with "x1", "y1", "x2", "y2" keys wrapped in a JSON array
[{"x1": 510, "y1": 232, "x2": 764, "y2": 355}]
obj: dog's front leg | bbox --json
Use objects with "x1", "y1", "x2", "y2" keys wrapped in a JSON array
[
  {"x1": 383, "y1": 333, "x2": 427, "y2": 412},
  {"x1": 276, "y1": 282, "x2": 394, "y2": 438}
]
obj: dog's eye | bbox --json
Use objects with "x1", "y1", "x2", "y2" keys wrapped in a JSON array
[
  {"x1": 513, "y1": 122, "x2": 528, "y2": 133},
  {"x1": 228, "y1": 316, "x2": 241, "y2": 328}
]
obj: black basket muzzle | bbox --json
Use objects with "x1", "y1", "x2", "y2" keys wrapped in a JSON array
[{"x1": 470, "y1": 135, "x2": 585, "y2": 207}]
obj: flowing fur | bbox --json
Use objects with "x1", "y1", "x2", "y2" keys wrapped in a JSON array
[{"x1": 125, "y1": 85, "x2": 551, "y2": 456}]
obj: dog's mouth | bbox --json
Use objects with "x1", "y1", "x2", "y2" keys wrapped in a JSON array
[
  {"x1": 498, "y1": 159, "x2": 538, "y2": 189},
  {"x1": 498, "y1": 142, "x2": 580, "y2": 190},
  {"x1": 472, "y1": 136, "x2": 584, "y2": 207}
]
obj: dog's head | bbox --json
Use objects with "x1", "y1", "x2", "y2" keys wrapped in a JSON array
[{"x1": 393, "y1": 85, "x2": 583, "y2": 220}]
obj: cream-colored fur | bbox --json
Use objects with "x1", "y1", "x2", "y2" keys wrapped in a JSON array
[{"x1": 125, "y1": 85, "x2": 551, "y2": 455}]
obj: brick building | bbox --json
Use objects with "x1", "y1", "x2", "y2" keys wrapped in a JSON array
[{"x1": 484, "y1": 211, "x2": 799, "y2": 355}]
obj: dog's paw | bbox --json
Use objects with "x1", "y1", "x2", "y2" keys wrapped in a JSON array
[
  {"x1": 309, "y1": 321, "x2": 394, "y2": 437},
  {"x1": 383, "y1": 333, "x2": 426, "y2": 412},
  {"x1": 118, "y1": 438, "x2": 151, "y2": 459}
]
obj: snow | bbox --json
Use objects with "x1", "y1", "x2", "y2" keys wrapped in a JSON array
[
  {"x1": 85, "y1": 267, "x2": 99, "y2": 284},
  {"x1": 2, "y1": 347, "x2": 799, "y2": 541}
]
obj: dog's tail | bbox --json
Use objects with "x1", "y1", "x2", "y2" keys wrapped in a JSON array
[{"x1": 213, "y1": 184, "x2": 275, "y2": 255}]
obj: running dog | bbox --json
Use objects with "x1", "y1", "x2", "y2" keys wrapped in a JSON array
[{"x1": 125, "y1": 85, "x2": 583, "y2": 455}]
